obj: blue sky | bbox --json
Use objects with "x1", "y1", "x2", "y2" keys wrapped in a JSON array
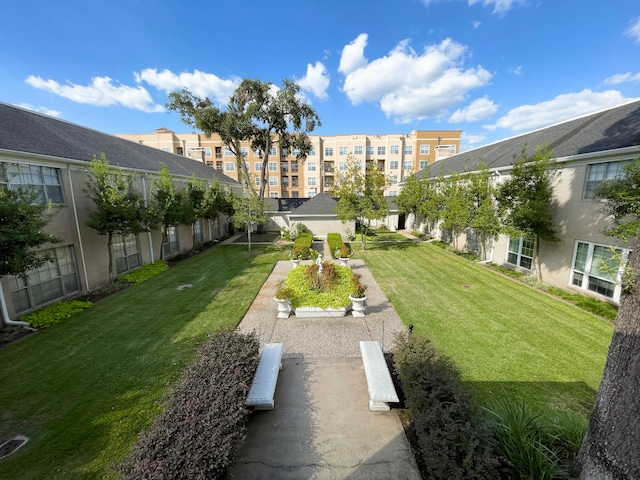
[{"x1": 2, "y1": 0, "x2": 639, "y2": 151}]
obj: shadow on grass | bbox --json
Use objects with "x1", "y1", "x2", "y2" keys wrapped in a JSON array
[{"x1": 0, "y1": 244, "x2": 281, "y2": 479}]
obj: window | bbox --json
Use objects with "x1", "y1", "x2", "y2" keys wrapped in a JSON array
[
  {"x1": 390, "y1": 145, "x2": 399, "y2": 155},
  {"x1": 270, "y1": 192, "x2": 279, "y2": 198},
  {"x1": 420, "y1": 144, "x2": 430, "y2": 155},
  {"x1": 269, "y1": 177, "x2": 278, "y2": 186},
  {"x1": 308, "y1": 177, "x2": 316, "y2": 186},
  {"x1": 281, "y1": 148, "x2": 288, "y2": 157},
  {"x1": 584, "y1": 161, "x2": 624, "y2": 199},
  {"x1": 225, "y1": 162, "x2": 235, "y2": 171},
  {"x1": 404, "y1": 145, "x2": 413, "y2": 155},
  {"x1": 253, "y1": 148, "x2": 262, "y2": 157},
  {"x1": 254, "y1": 162, "x2": 263, "y2": 171},
  {"x1": 366, "y1": 146, "x2": 374, "y2": 156},
  {"x1": 268, "y1": 162, "x2": 277, "y2": 172},
  {"x1": 572, "y1": 241, "x2": 628, "y2": 300},
  {"x1": 255, "y1": 177, "x2": 261, "y2": 186},
  {"x1": 419, "y1": 160, "x2": 429, "y2": 170},
  {"x1": 163, "y1": 226, "x2": 179, "y2": 257},
  {"x1": 390, "y1": 175, "x2": 398, "y2": 185},
  {"x1": 507, "y1": 237, "x2": 535, "y2": 269},
  {"x1": 377, "y1": 146, "x2": 386, "y2": 155},
  {"x1": 403, "y1": 160, "x2": 413, "y2": 170},
  {"x1": 161, "y1": 147, "x2": 171, "y2": 153},
  {"x1": 215, "y1": 147, "x2": 222, "y2": 158},
  {"x1": 389, "y1": 190, "x2": 398, "y2": 196},
  {"x1": 309, "y1": 146, "x2": 316, "y2": 156},
  {"x1": 193, "y1": 220, "x2": 204, "y2": 245},
  {"x1": 339, "y1": 146, "x2": 348, "y2": 155},
  {"x1": 224, "y1": 147, "x2": 233, "y2": 156},
  {"x1": 354, "y1": 146, "x2": 363, "y2": 155},
  {"x1": 2, "y1": 163, "x2": 64, "y2": 203},
  {"x1": 389, "y1": 160, "x2": 399, "y2": 170},
  {"x1": 307, "y1": 162, "x2": 316, "y2": 171},
  {"x1": 269, "y1": 147, "x2": 277, "y2": 156},
  {"x1": 113, "y1": 234, "x2": 141, "y2": 274},
  {"x1": 339, "y1": 162, "x2": 348, "y2": 171},
  {"x1": 324, "y1": 147, "x2": 334, "y2": 156},
  {"x1": 205, "y1": 147, "x2": 212, "y2": 157},
  {"x1": 9, "y1": 246, "x2": 79, "y2": 313},
  {"x1": 240, "y1": 147, "x2": 249, "y2": 157}
]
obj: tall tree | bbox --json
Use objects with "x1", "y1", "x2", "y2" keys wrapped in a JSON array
[
  {"x1": 201, "y1": 179, "x2": 233, "y2": 239},
  {"x1": 418, "y1": 177, "x2": 446, "y2": 238},
  {"x1": 468, "y1": 165, "x2": 500, "y2": 260},
  {"x1": 85, "y1": 154, "x2": 154, "y2": 282},
  {"x1": 396, "y1": 173, "x2": 426, "y2": 231},
  {"x1": 577, "y1": 156, "x2": 640, "y2": 478},
  {"x1": 496, "y1": 144, "x2": 559, "y2": 280},
  {"x1": 440, "y1": 171, "x2": 473, "y2": 250},
  {"x1": 0, "y1": 185, "x2": 59, "y2": 278},
  {"x1": 153, "y1": 164, "x2": 189, "y2": 260},
  {"x1": 167, "y1": 78, "x2": 321, "y2": 199},
  {"x1": 231, "y1": 193, "x2": 267, "y2": 252},
  {"x1": 333, "y1": 157, "x2": 389, "y2": 250}
]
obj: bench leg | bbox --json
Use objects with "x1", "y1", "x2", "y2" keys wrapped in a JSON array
[{"x1": 369, "y1": 400, "x2": 390, "y2": 412}]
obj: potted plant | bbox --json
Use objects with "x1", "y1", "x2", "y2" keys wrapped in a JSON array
[
  {"x1": 274, "y1": 281, "x2": 293, "y2": 318},
  {"x1": 335, "y1": 245, "x2": 352, "y2": 267},
  {"x1": 349, "y1": 273, "x2": 368, "y2": 317},
  {"x1": 289, "y1": 245, "x2": 310, "y2": 267}
]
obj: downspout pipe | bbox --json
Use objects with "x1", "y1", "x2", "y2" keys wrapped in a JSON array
[{"x1": 0, "y1": 281, "x2": 33, "y2": 328}]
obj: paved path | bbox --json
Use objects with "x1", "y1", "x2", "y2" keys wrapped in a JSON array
[{"x1": 228, "y1": 253, "x2": 421, "y2": 479}]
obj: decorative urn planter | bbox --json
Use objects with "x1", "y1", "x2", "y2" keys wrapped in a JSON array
[
  {"x1": 275, "y1": 297, "x2": 292, "y2": 318},
  {"x1": 349, "y1": 295, "x2": 367, "y2": 317},
  {"x1": 338, "y1": 257, "x2": 350, "y2": 267},
  {"x1": 291, "y1": 259, "x2": 301, "y2": 268}
]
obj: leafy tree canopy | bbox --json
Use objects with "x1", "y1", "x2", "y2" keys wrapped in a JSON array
[{"x1": 596, "y1": 158, "x2": 640, "y2": 241}]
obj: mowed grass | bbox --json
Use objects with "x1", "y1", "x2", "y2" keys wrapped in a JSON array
[
  {"x1": 0, "y1": 245, "x2": 283, "y2": 480},
  {"x1": 361, "y1": 242, "x2": 613, "y2": 416}
]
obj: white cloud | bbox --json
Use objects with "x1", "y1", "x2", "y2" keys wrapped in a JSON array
[
  {"x1": 468, "y1": 0, "x2": 524, "y2": 15},
  {"x1": 297, "y1": 62, "x2": 330, "y2": 100},
  {"x1": 472, "y1": 20, "x2": 482, "y2": 29},
  {"x1": 508, "y1": 65, "x2": 523, "y2": 75},
  {"x1": 134, "y1": 68, "x2": 240, "y2": 105},
  {"x1": 449, "y1": 97, "x2": 498, "y2": 122},
  {"x1": 484, "y1": 89, "x2": 631, "y2": 132},
  {"x1": 625, "y1": 16, "x2": 640, "y2": 43},
  {"x1": 604, "y1": 72, "x2": 640, "y2": 85},
  {"x1": 25, "y1": 75, "x2": 164, "y2": 112},
  {"x1": 461, "y1": 132, "x2": 487, "y2": 150},
  {"x1": 15, "y1": 103, "x2": 62, "y2": 118},
  {"x1": 338, "y1": 33, "x2": 368, "y2": 75},
  {"x1": 340, "y1": 37, "x2": 492, "y2": 123}
]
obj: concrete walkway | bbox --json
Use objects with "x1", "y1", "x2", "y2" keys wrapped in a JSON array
[{"x1": 228, "y1": 254, "x2": 421, "y2": 479}]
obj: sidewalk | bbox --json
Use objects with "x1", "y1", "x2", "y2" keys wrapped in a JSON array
[{"x1": 228, "y1": 258, "x2": 421, "y2": 479}]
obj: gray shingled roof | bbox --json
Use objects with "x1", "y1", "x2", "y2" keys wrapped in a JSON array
[
  {"x1": 264, "y1": 198, "x2": 308, "y2": 212},
  {"x1": 0, "y1": 102, "x2": 238, "y2": 184},
  {"x1": 290, "y1": 193, "x2": 339, "y2": 215},
  {"x1": 417, "y1": 99, "x2": 640, "y2": 179}
]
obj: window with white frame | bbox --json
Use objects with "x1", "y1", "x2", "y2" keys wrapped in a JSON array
[
  {"x1": 193, "y1": 220, "x2": 204, "y2": 245},
  {"x1": 354, "y1": 146, "x2": 363, "y2": 155},
  {"x1": 390, "y1": 145, "x2": 399, "y2": 155},
  {"x1": 9, "y1": 246, "x2": 79, "y2": 313},
  {"x1": 161, "y1": 147, "x2": 171, "y2": 153},
  {"x1": 268, "y1": 177, "x2": 278, "y2": 186},
  {"x1": 163, "y1": 226, "x2": 179, "y2": 257},
  {"x1": 270, "y1": 192, "x2": 279, "y2": 198},
  {"x1": 224, "y1": 147, "x2": 233, "y2": 156},
  {"x1": 366, "y1": 146, "x2": 374, "y2": 155},
  {"x1": 584, "y1": 161, "x2": 624, "y2": 199},
  {"x1": 253, "y1": 148, "x2": 262, "y2": 157},
  {"x1": 307, "y1": 162, "x2": 316, "y2": 171},
  {"x1": 255, "y1": 177, "x2": 261, "y2": 186},
  {"x1": 404, "y1": 145, "x2": 413, "y2": 155},
  {"x1": 269, "y1": 147, "x2": 277, "y2": 156},
  {"x1": 113, "y1": 234, "x2": 141, "y2": 274},
  {"x1": 572, "y1": 241, "x2": 628, "y2": 300},
  {"x1": 377, "y1": 146, "x2": 386, "y2": 155},
  {"x1": 309, "y1": 146, "x2": 316, "y2": 155},
  {"x1": 1, "y1": 163, "x2": 64, "y2": 203},
  {"x1": 205, "y1": 147, "x2": 212, "y2": 157},
  {"x1": 420, "y1": 144, "x2": 430, "y2": 155},
  {"x1": 507, "y1": 236, "x2": 535, "y2": 269},
  {"x1": 390, "y1": 175, "x2": 398, "y2": 185},
  {"x1": 254, "y1": 162, "x2": 262, "y2": 171},
  {"x1": 389, "y1": 160, "x2": 399, "y2": 170},
  {"x1": 339, "y1": 162, "x2": 348, "y2": 171},
  {"x1": 225, "y1": 162, "x2": 235, "y2": 171},
  {"x1": 419, "y1": 160, "x2": 429, "y2": 170},
  {"x1": 268, "y1": 162, "x2": 277, "y2": 171},
  {"x1": 403, "y1": 160, "x2": 413, "y2": 170},
  {"x1": 308, "y1": 177, "x2": 316, "y2": 186},
  {"x1": 339, "y1": 146, "x2": 348, "y2": 155},
  {"x1": 324, "y1": 147, "x2": 334, "y2": 156},
  {"x1": 389, "y1": 190, "x2": 398, "y2": 196},
  {"x1": 240, "y1": 147, "x2": 249, "y2": 157}
]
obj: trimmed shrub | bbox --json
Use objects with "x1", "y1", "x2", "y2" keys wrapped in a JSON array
[
  {"x1": 117, "y1": 261, "x2": 168, "y2": 285},
  {"x1": 293, "y1": 232, "x2": 313, "y2": 248},
  {"x1": 20, "y1": 299, "x2": 93, "y2": 329},
  {"x1": 116, "y1": 329, "x2": 260, "y2": 480},
  {"x1": 393, "y1": 332, "x2": 501, "y2": 479}
]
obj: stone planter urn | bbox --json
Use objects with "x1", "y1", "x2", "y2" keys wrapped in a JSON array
[
  {"x1": 338, "y1": 257, "x2": 350, "y2": 267},
  {"x1": 275, "y1": 297, "x2": 292, "y2": 318},
  {"x1": 291, "y1": 259, "x2": 301, "y2": 268},
  {"x1": 349, "y1": 295, "x2": 367, "y2": 317}
]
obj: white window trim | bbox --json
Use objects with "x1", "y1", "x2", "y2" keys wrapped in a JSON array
[{"x1": 570, "y1": 240, "x2": 629, "y2": 303}]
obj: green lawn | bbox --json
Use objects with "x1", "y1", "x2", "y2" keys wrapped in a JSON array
[
  {"x1": 0, "y1": 245, "x2": 283, "y2": 480},
  {"x1": 360, "y1": 242, "x2": 613, "y2": 415}
]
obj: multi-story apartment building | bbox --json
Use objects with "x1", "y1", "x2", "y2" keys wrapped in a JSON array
[{"x1": 116, "y1": 129, "x2": 461, "y2": 198}]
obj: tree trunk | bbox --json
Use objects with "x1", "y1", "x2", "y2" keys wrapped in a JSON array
[
  {"x1": 107, "y1": 233, "x2": 114, "y2": 283},
  {"x1": 534, "y1": 236, "x2": 543, "y2": 282},
  {"x1": 577, "y1": 231, "x2": 640, "y2": 479}
]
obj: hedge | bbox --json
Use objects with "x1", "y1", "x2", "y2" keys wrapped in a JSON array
[{"x1": 116, "y1": 329, "x2": 260, "y2": 479}]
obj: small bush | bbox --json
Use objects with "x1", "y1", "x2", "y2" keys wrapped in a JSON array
[
  {"x1": 116, "y1": 329, "x2": 259, "y2": 480},
  {"x1": 293, "y1": 232, "x2": 313, "y2": 248},
  {"x1": 117, "y1": 261, "x2": 168, "y2": 285},
  {"x1": 20, "y1": 299, "x2": 93, "y2": 329},
  {"x1": 393, "y1": 332, "x2": 501, "y2": 479},
  {"x1": 285, "y1": 262, "x2": 355, "y2": 308}
]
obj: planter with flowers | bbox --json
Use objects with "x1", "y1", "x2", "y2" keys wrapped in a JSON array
[
  {"x1": 289, "y1": 245, "x2": 312, "y2": 268},
  {"x1": 348, "y1": 273, "x2": 368, "y2": 317},
  {"x1": 335, "y1": 245, "x2": 353, "y2": 267},
  {"x1": 274, "y1": 282, "x2": 293, "y2": 318}
]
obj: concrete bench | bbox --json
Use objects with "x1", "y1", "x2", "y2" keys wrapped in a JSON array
[
  {"x1": 245, "y1": 343, "x2": 284, "y2": 411},
  {"x1": 360, "y1": 341, "x2": 399, "y2": 411}
]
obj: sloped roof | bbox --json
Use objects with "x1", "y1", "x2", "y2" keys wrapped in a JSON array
[
  {"x1": 264, "y1": 197, "x2": 308, "y2": 212},
  {"x1": 417, "y1": 99, "x2": 640, "y2": 179},
  {"x1": 290, "y1": 193, "x2": 339, "y2": 216},
  {"x1": 0, "y1": 102, "x2": 238, "y2": 184}
]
